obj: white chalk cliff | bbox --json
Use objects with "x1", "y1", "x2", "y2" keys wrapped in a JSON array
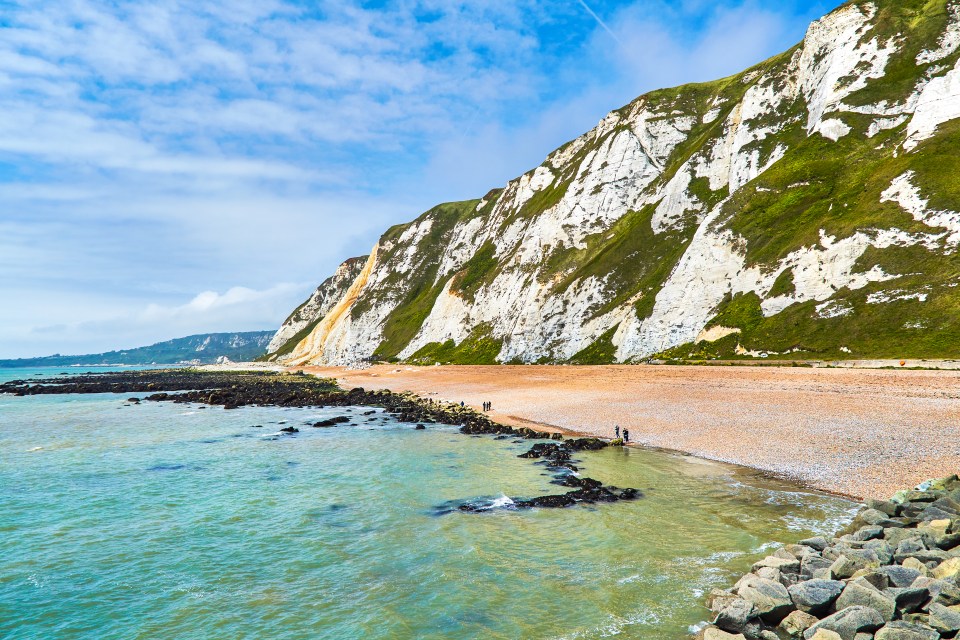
[{"x1": 268, "y1": 0, "x2": 960, "y2": 365}]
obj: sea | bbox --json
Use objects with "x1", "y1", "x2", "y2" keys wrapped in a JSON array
[{"x1": 0, "y1": 366, "x2": 858, "y2": 639}]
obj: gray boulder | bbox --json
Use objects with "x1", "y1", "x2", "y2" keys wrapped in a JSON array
[
  {"x1": 928, "y1": 602, "x2": 960, "y2": 635},
  {"x1": 715, "y1": 597, "x2": 757, "y2": 634},
  {"x1": 802, "y1": 555, "x2": 834, "y2": 579},
  {"x1": 886, "y1": 587, "x2": 929, "y2": 615},
  {"x1": 835, "y1": 579, "x2": 896, "y2": 622},
  {"x1": 737, "y1": 575, "x2": 794, "y2": 623},
  {"x1": 830, "y1": 553, "x2": 879, "y2": 579},
  {"x1": 788, "y1": 579, "x2": 844, "y2": 616},
  {"x1": 803, "y1": 606, "x2": 885, "y2": 640},
  {"x1": 877, "y1": 565, "x2": 922, "y2": 588},
  {"x1": 874, "y1": 620, "x2": 940, "y2": 640}
]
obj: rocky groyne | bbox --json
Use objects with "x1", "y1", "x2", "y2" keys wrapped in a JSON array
[
  {"x1": 701, "y1": 476, "x2": 960, "y2": 640},
  {"x1": 0, "y1": 369, "x2": 639, "y2": 510}
]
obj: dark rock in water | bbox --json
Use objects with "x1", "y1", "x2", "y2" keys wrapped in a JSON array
[
  {"x1": 519, "y1": 443, "x2": 570, "y2": 460},
  {"x1": 314, "y1": 416, "x2": 351, "y2": 427},
  {"x1": 280, "y1": 426, "x2": 299, "y2": 433},
  {"x1": 516, "y1": 493, "x2": 576, "y2": 508},
  {"x1": 127, "y1": 397, "x2": 140, "y2": 403},
  {"x1": 415, "y1": 424, "x2": 426, "y2": 430},
  {"x1": 251, "y1": 424, "x2": 263, "y2": 428}
]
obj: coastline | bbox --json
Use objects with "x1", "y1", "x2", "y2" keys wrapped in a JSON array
[{"x1": 289, "y1": 363, "x2": 960, "y2": 501}]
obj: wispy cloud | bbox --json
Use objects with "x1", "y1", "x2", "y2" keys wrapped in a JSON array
[{"x1": 576, "y1": 0, "x2": 624, "y2": 46}]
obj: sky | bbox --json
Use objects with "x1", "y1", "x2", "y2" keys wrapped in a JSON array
[{"x1": 0, "y1": 0, "x2": 835, "y2": 358}]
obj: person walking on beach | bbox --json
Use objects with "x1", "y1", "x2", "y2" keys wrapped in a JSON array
[
  {"x1": 614, "y1": 425, "x2": 620, "y2": 438},
  {"x1": 623, "y1": 429, "x2": 630, "y2": 443}
]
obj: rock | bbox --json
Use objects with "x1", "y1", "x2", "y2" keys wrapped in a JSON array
[
  {"x1": 849, "y1": 569, "x2": 889, "y2": 590},
  {"x1": 901, "y1": 558, "x2": 929, "y2": 576},
  {"x1": 279, "y1": 426, "x2": 299, "y2": 433},
  {"x1": 865, "y1": 499, "x2": 901, "y2": 517},
  {"x1": 780, "y1": 610, "x2": 819, "y2": 638},
  {"x1": 715, "y1": 598, "x2": 757, "y2": 634},
  {"x1": 754, "y1": 555, "x2": 801, "y2": 574},
  {"x1": 785, "y1": 544, "x2": 816, "y2": 559},
  {"x1": 737, "y1": 575, "x2": 795, "y2": 623},
  {"x1": 788, "y1": 579, "x2": 844, "y2": 616},
  {"x1": 927, "y1": 602, "x2": 960, "y2": 635},
  {"x1": 831, "y1": 554, "x2": 880, "y2": 579},
  {"x1": 703, "y1": 628, "x2": 746, "y2": 640},
  {"x1": 851, "y1": 526, "x2": 885, "y2": 542},
  {"x1": 802, "y1": 554, "x2": 835, "y2": 579},
  {"x1": 874, "y1": 621, "x2": 939, "y2": 640},
  {"x1": 415, "y1": 424, "x2": 426, "y2": 429},
  {"x1": 758, "y1": 632, "x2": 779, "y2": 640},
  {"x1": 756, "y1": 566, "x2": 782, "y2": 581},
  {"x1": 708, "y1": 589, "x2": 741, "y2": 613},
  {"x1": 932, "y1": 556, "x2": 960, "y2": 579},
  {"x1": 800, "y1": 537, "x2": 829, "y2": 552},
  {"x1": 886, "y1": 587, "x2": 929, "y2": 615},
  {"x1": 919, "y1": 506, "x2": 956, "y2": 522},
  {"x1": 803, "y1": 606, "x2": 885, "y2": 640},
  {"x1": 835, "y1": 578, "x2": 896, "y2": 622},
  {"x1": 808, "y1": 631, "x2": 843, "y2": 640},
  {"x1": 877, "y1": 565, "x2": 922, "y2": 588}
]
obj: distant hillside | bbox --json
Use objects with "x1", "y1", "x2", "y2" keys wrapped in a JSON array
[{"x1": 0, "y1": 332, "x2": 274, "y2": 368}]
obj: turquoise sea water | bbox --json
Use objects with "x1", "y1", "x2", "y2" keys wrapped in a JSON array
[{"x1": 0, "y1": 367, "x2": 857, "y2": 639}]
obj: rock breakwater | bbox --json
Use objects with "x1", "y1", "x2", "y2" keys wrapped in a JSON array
[
  {"x1": 701, "y1": 476, "x2": 960, "y2": 640},
  {"x1": 0, "y1": 369, "x2": 640, "y2": 511}
]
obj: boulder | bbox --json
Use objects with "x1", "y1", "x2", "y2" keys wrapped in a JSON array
[
  {"x1": 901, "y1": 557, "x2": 929, "y2": 576},
  {"x1": 788, "y1": 579, "x2": 844, "y2": 616},
  {"x1": 737, "y1": 575, "x2": 795, "y2": 623},
  {"x1": 703, "y1": 628, "x2": 746, "y2": 640},
  {"x1": 932, "y1": 556, "x2": 960, "y2": 579},
  {"x1": 886, "y1": 587, "x2": 930, "y2": 615},
  {"x1": 835, "y1": 578, "x2": 896, "y2": 622},
  {"x1": 807, "y1": 631, "x2": 843, "y2": 640},
  {"x1": 800, "y1": 537, "x2": 829, "y2": 552},
  {"x1": 715, "y1": 597, "x2": 757, "y2": 634},
  {"x1": 754, "y1": 555, "x2": 801, "y2": 574},
  {"x1": 802, "y1": 554, "x2": 835, "y2": 579},
  {"x1": 877, "y1": 565, "x2": 922, "y2": 588},
  {"x1": 874, "y1": 621, "x2": 939, "y2": 640},
  {"x1": 830, "y1": 554, "x2": 879, "y2": 579},
  {"x1": 927, "y1": 602, "x2": 960, "y2": 635},
  {"x1": 780, "y1": 610, "x2": 819, "y2": 638},
  {"x1": 865, "y1": 498, "x2": 901, "y2": 517},
  {"x1": 803, "y1": 606, "x2": 885, "y2": 640}
]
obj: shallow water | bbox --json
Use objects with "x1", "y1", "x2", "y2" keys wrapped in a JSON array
[{"x1": 0, "y1": 367, "x2": 857, "y2": 639}]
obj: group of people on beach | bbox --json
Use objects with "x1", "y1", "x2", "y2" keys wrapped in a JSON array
[
  {"x1": 481, "y1": 401, "x2": 492, "y2": 411},
  {"x1": 614, "y1": 424, "x2": 630, "y2": 443}
]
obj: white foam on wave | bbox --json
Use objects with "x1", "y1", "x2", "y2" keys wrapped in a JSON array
[
  {"x1": 27, "y1": 446, "x2": 43, "y2": 452},
  {"x1": 488, "y1": 494, "x2": 515, "y2": 509}
]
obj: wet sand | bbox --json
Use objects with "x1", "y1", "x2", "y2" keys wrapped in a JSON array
[{"x1": 300, "y1": 364, "x2": 960, "y2": 500}]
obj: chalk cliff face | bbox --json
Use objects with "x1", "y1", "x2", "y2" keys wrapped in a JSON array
[{"x1": 268, "y1": 0, "x2": 960, "y2": 365}]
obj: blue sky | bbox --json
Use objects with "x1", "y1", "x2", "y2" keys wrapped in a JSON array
[{"x1": 0, "y1": 0, "x2": 834, "y2": 358}]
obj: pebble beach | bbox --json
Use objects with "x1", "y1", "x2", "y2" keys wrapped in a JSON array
[{"x1": 300, "y1": 364, "x2": 960, "y2": 500}]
